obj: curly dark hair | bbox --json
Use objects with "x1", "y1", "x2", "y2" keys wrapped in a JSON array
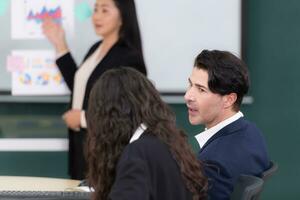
[{"x1": 86, "y1": 67, "x2": 208, "y2": 200}]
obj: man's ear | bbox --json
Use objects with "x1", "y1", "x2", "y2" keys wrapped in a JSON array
[{"x1": 223, "y1": 93, "x2": 237, "y2": 109}]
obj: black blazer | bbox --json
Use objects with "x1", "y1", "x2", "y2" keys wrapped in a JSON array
[
  {"x1": 56, "y1": 40, "x2": 147, "y2": 110},
  {"x1": 198, "y1": 117, "x2": 270, "y2": 200},
  {"x1": 109, "y1": 133, "x2": 193, "y2": 200},
  {"x1": 55, "y1": 40, "x2": 146, "y2": 180}
]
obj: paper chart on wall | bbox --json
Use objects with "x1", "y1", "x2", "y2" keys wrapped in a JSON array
[
  {"x1": 11, "y1": 50, "x2": 70, "y2": 95},
  {"x1": 11, "y1": 0, "x2": 74, "y2": 39}
]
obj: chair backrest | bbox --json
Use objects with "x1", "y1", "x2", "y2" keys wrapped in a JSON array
[
  {"x1": 230, "y1": 175, "x2": 264, "y2": 200},
  {"x1": 256, "y1": 161, "x2": 278, "y2": 200},
  {"x1": 261, "y1": 161, "x2": 278, "y2": 181}
]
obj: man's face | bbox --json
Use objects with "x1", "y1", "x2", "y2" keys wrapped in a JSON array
[{"x1": 184, "y1": 68, "x2": 226, "y2": 128}]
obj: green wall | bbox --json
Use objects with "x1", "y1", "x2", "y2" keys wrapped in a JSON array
[
  {"x1": 0, "y1": 152, "x2": 68, "y2": 178},
  {"x1": 243, "y1": 0, "x2": 300, "y2": 199},
  {"x1": 0, "y1": 103, "x2": 69, "y2": 178}
]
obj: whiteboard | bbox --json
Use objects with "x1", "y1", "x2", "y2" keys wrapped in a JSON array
[
  {"x1": 0, "y1": 0, "x2": 241, "y2": 97},
  {"x1": 136, "y1": 0, "x2": 242, "y2": 93}
]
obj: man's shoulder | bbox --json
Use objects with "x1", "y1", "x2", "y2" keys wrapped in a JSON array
[
  {"x1": 199, "y1": 118, "x2": 270, "y2": 199},
  {"x1": 200, "y1": 117, "x2": 266, "y2": 157},
  {"x1": 222, "y1": 117, "x2": 262, "y2": 136}
]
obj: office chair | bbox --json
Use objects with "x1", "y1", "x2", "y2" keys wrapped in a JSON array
[
  {"x1": 261, "y1": 161, "x2": 278, "y2": 181},
  {"x1": 256, "y1": 161, "x2": 278, "y2": 200},
  {"x1": 230, "y1": 174, "x2": 264, "y2": 200}
]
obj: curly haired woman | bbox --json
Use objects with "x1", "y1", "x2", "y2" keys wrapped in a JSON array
[{"x1": 86, "y1": 67, "x2": 208, "y2": 200}]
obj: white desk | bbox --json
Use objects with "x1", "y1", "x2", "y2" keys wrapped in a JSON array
[{"x1": 0, "y1": 176, "x2": 80, "y2": 191}]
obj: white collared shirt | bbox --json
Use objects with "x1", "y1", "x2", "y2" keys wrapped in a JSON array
[
  {"x1": 194, "y1": 111, "x2": 244, "y2": 148},
  {"x1": 129, "y1": 123, "x2": 147, "y2": 143}
]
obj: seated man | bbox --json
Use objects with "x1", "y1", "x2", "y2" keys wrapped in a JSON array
[{"x1": 184, "y1": 50, "x2": 270, "y2": 200}]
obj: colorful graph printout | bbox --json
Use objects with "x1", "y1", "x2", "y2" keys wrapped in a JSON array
[
  {"x1": 11, "y1": 50, "x2": 70, "y2": 95},
  {"x1": 11, "y1": 0, "x2": 74, "y2": 39}
]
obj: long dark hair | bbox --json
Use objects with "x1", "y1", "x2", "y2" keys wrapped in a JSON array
[
  {"x1": 86, "y1": 67, "x2": 207, "y2": 200},
  {"x1": 113, "y1": 0, "x2": 144, "y2": 57}
]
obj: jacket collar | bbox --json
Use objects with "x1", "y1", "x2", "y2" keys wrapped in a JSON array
[
  {"x1": 195, "y1": 111, "x2": 243, "y2": 148},
  {"x1": 199, "y1": 117, "x2": 247, "y2": 153}
]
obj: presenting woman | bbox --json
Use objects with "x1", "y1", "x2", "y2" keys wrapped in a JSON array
[{"x1": 42, "y1": 0, "x2": 146, "y2": 179}]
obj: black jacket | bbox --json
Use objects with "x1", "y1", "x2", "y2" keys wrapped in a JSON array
[
  {"x1": 57, "y1": 40, "x2": 147, "y2": 110},
  {"x1": 109, "y1": 133, "x2": 193, "y2": 200},
  {"x1": 56, "y1": 40, "x2": 146, "y2": 179}
]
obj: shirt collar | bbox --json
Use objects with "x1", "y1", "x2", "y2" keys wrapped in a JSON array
[
  {"x1": 194, "y1": 111, "x2": 244, "y2": 148},
  {"x1": 129, "y1": 123, "x2": 147, "y2": 143}
]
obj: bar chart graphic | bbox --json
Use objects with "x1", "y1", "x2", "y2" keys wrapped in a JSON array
[
  {"x1": 11, "y1": 0, "x2": 74, "y2": 39},
  {"x1": 27, "y1": 6, "x2": 62, "y2": 24}
]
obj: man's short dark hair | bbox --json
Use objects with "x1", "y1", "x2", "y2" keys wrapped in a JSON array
[{"x1": 194, "y1": 50, "x2": 249, "y2": 111}]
